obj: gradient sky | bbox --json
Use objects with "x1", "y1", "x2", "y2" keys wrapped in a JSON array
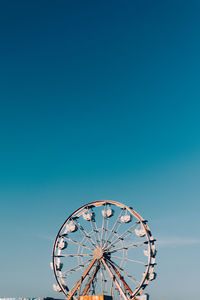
[{"x1": 0, "y1": 1, "x2": 200, "y2": 299}]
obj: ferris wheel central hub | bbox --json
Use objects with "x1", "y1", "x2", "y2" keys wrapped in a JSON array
[{"x1": 93, "y1": 247, "x2": 104, "y2": 259}]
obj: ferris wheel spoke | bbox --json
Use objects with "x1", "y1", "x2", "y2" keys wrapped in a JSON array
[
  {"x1": 63, "y1": 235, "x2": 93, "y2": 251},
  {"x1": 82, "y1": 262, "x2": 100, "y2": 296},
  {"x1": 109, "y1": 221, "x2": 122, "y2": 244},
  {"x1": 62, "y1": 258, "x2": 93, "y2": 275},
  {"x1": 100, "y1": 203, "x2": 107, "y2": 247},
  {"x1": 109, "y1": 241, "x2": 146, "y2": 253},
  {"x1": 111, "y1": 255, "x2": 146, "y2": 265},
  {"x1": 110, "y1": 276, "x2": 114, "y2": 298},
  {"x1": 105, "y1": 267, "x2": 109, "y2": 295},
  {"x1": 91, "y1": 267, "x2": 99, "y2": 295},
  {"x1": 100, "y1": 263, "x2": 108, "y2": 295},
  {"x1": 87, "y1": 207, "x2": 101, "y2": 247},
  {"x1": 99, "y1": 266, "x2": 104, "y2": 294},
  {"x1": 71, "y1": 217, "x2": 96, "y2": 249},
  {"x1": 96, "y1": 263, "x2": 105, "y2": 295},
  {"x1": 106, "y1": 258, "x2": 133, "y2": 295},
  {"x1": 106, "y1": 222, "x2": 139, "y2": 251},
  {"x1": 104, "y1": 215, "x2": 110, "y2": 248},
  {"x1": 103, "y1": 207, "x2": 125, "y2": 249},
  {"x1": 66, "y1": 258, "x2": 97, "y2": 300},
  {"x1": 107, "y1": 259, "x2": 140, "y2": 285},
  {"x1": 55, "y1": 253, "x2": 93, "y2": 258},
  {"x1": 102, "y1": 258, "x2": 128, "y2": 300},
  {"x1": 93, "y1": 219, "x2": 102, "y2": 246}
]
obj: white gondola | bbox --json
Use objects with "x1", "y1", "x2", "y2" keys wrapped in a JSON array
[
  {"x1": 144, "y1": 249, "x2": 157, "y2": 257},
  {"x1": 58, "y1": 238, "x2": 67, "y2": 250},
  {"x1": 152, "y1": 249, "x2": 157, "y2": 256},
  {"x1": 151, "y1": 257, "x2": 156, "y2": 264},
  {"x1": 53, "y1": 283, "x2": 62, "y2": 292},
  {"x1": 121, "y1": 214, "x2": 132, "y2": 223},
  {"x1": 136, "y1": 294, "x2": 148, "y2": 300},
  {"x1": 142, "y1": 271, "x2": 156, "y2": 281},
  {"x1": 50, "y1": 262, "x2": 53, "y2": 270},
  {"x1": 55, "y1": 258, "x2": 63, "y2": 271},
  {"x1": 135, "y1": 227, "x2": 146, "y2": 237},
  {"x1": 56, "y1": 263, "x2": 63, "y2": 271},
  {"x1": 83, "y1": 212, "x2": 93, "y2": 221},
  {"x1": 149, "y1": 272, "x2": 156, "y2": 280},
  {"x1": 102, "y1": 208, "x2": 113, "y2": 218},
  {"x1": 66, "y1": 221, "x2": 77, "y2": 232}
]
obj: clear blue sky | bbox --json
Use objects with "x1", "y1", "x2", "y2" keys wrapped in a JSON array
[{"x1": 0, "y1": 1, "x2": 200, "y2": 299}]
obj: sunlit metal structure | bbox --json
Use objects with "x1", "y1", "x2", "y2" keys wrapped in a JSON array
[{"x1": 51, "y1": 200, "x2": 156, "y2": 299}]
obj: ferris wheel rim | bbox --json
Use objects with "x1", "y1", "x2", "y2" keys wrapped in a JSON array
[{"x1": 52, "y1": 200, "x2": 156, "y2": 299}]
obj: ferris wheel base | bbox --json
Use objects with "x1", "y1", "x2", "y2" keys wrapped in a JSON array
[
  {"x1": 78, "y1": 295, "x2": 148, "y2": 300},
  {"x1": 79, "y1": 296, "x2": 113, "y2": 300}
]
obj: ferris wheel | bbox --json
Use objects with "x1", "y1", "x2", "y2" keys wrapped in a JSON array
[{"x1": 51, "y1": 200, "x2": 157, "y2": 299}]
